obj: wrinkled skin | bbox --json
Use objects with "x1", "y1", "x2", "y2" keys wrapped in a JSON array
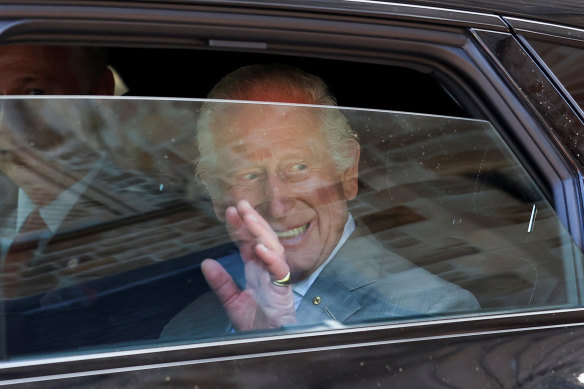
[
  {"x1": 202, "y1": 200, "x2": 296, "y2": 330},
  {"x1": 201, "y1": 105, "x2": 359, "y2": 331}
]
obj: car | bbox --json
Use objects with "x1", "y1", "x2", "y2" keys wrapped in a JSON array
[{"x1": 1, "y1": 0, "x2": 584, "y2": 387}]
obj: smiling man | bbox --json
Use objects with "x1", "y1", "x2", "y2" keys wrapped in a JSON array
[{"x1": 162, "y1": 64, "x2": 479, "y2": 337}]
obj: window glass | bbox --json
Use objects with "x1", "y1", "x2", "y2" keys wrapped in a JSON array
[
  {"x1": 527, "y1": 39, "x2": 584, "y2": 110},
  {"x1": 524, "y1": 38, "x2": 584, "y2": 165},
  {"x1": 0, "y1": 97, "x2": 581, "y2": 360}
]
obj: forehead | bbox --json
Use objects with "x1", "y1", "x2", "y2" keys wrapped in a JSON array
[
  {"x1": 213, "y1": 104, "x2": 323, "y2": 150},
  {"x1": 0, "y1": 46, "x2": 70, "y2": 72},
  {"x1": 0, "y1": 45, "x2": 83, "y2": 92}
]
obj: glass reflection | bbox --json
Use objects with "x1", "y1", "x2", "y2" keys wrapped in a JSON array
[{"x1": 0, "y1": 98, "x2": 580, "y2": 360}]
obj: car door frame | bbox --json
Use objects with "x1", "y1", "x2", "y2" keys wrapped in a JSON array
[{"x1": 1, "y1": 1, "x2": 584, "y2": 387}]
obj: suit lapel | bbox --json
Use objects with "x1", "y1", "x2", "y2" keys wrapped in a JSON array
[{"x1": 296, "y1": 225, "x2": 383, "y2": 324}]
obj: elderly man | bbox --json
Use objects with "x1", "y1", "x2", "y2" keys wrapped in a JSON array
[{"x1": 162, "y1": 64, "x2": 479, "y2": 337}]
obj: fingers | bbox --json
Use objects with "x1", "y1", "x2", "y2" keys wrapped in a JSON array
[
  {"x1": 225, "y1": 205, "x2": 243, "y2": 231},
  {"x1": 238, "y1": 201, "x2": 288, "y2": 279},
  {"x1": 201, "y1": 258, "x2": 241, "y2": 307},
  {"x1": 225, "y1": 200, "x2": 289, "y2": 280},
  {"x1": 226, "y1": 200, "x2": 278, "y2": 249},
  {"x1": 240, "y1": 203, "x2": 280, "y2": 253},
  {"x1": 255, "y1": 243, "x2": 289, "y2": 281}
]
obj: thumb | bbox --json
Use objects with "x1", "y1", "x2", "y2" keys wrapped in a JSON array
[{"x1": 201, "y1": 258, "x2": 241, "y2": 307}]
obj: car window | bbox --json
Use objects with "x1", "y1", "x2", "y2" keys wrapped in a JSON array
[
  {"x1": 106, "y1": 48, "x2": 468, "y2": 118},
  {"x1": 525, "y1": 38, "x2": 584, "y2": 163},
  {"x1": 526, "y1": 38, "x2": 584, "y2": 112},
  {"x1": 0, "y1": 96, "x2": 580, "y2": 360}
]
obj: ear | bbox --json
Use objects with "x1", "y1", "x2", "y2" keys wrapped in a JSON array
[
  {"x1": 92, "y1": 68, "x2": 115, "y2": 96},
  {"x1": 341, "y1": 140, "x2": 360, "y2": 201}
]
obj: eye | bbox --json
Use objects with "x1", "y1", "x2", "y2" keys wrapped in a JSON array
[
  {"x1": 237, "y1": 170, "x2": 263, "y2": 183},
  {"x1": 291, "y1": 164, "x2": 307, "y2": 171},
  {"x1": 28, "y1": 89, "x2": 45, "y2": 96},
  {"x1": 283, "y1": 163, "x2": 310, "y2": 181},
  {"x1": 243, "y1": 172, "x2": 259, "y2": 180}
]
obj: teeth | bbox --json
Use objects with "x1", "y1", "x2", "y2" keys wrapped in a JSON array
[{"x1": 275, "y1": 224, "x2": 308, "y2": 239}]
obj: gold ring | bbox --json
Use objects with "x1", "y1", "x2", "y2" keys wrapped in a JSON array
[{"x1": 271, "y1": 272, "x2": 291, "y2": 287}]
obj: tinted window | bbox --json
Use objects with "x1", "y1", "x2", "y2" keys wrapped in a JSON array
[
  {"x1": 526, "y1": 39, "x2": 584, "y2": 161},
  {"x1": 0, "y1": 97, "x2": 580, "y2": 360},
  {"x1": 527, "y1": 39, "x2": 584, "y2": 111}
]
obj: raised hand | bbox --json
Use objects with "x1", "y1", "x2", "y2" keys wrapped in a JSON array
[{"x1": 201, "y1": 200, "x2": 296, "y2": 331}]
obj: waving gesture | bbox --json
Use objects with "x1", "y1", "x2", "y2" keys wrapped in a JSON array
[{"x1": 201, "y1": 200, "x2": 296, "y2": 331}]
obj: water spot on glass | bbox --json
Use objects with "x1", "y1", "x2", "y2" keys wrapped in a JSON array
[
  {"x1": 159, "y1": 184, "x2": 165, "y2": 191},
  {"x1": 398, "y1": 368, "x2": 403, "y2": 372},
  {"x1": 164, "y1": 155, "x2": 169, "y2": 159},
  {"x1": 29, "y1": 141, "x2": 35, "y2": 147},
  {"x1": 68, "y1": 258, "x2": 79, "y2": 268}
]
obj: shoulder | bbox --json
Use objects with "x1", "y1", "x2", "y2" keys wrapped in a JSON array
[
  {"x1": 340, "y1": 231, "x2": 480, "y2": 316},
  {"x1": 376, "y1": 261, "x2": 480, "y2": 314}
]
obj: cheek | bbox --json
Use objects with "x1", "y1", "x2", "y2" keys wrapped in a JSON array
[
  {"x1": 308, "y1": 180, "x2": 346, "y2": 207},
  {"x1": 226, "y1": 185, "x2": 262, "y2": 206}
]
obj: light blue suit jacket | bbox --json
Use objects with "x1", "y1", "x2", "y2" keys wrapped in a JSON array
[{"x1": 161, "y1": 225, "x2": 480, "y2": 339}]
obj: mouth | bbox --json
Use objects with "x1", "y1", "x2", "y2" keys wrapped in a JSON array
[{"x1": 275, "y1": 223, "x2": 310, "y2": 240}]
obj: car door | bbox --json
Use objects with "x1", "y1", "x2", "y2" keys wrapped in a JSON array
[{"x1": 1, "y1": 1, "x2": 584, "y2": 388}]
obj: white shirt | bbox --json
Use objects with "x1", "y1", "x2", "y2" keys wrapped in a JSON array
[{"x1": 291, "y1": 213, "x2": 355, "y2": 310}]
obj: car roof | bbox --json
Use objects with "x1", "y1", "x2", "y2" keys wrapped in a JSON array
[
  {"x1": 92, "y1": 0, "x2": 584, "y2": 30},
  {"x1": 402, "y1": 0, "x2": 584, "y2": 28}
]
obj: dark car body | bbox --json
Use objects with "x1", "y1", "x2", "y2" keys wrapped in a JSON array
[{"x1": 2, "y1": 0, "x2": 584, "y2": 388}]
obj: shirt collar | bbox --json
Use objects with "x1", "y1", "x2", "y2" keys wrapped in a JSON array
[{"x1": 16, "y1": 189, "x2": 35, "y2": 232}]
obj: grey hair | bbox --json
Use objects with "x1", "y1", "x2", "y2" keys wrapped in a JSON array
[{"x1": 196, "y1": 64, "x2": 358, "y2": 200}]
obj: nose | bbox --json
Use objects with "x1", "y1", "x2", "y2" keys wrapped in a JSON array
[{"x1": 259, "y1": 173, "x2": 295, "y2": 219}]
